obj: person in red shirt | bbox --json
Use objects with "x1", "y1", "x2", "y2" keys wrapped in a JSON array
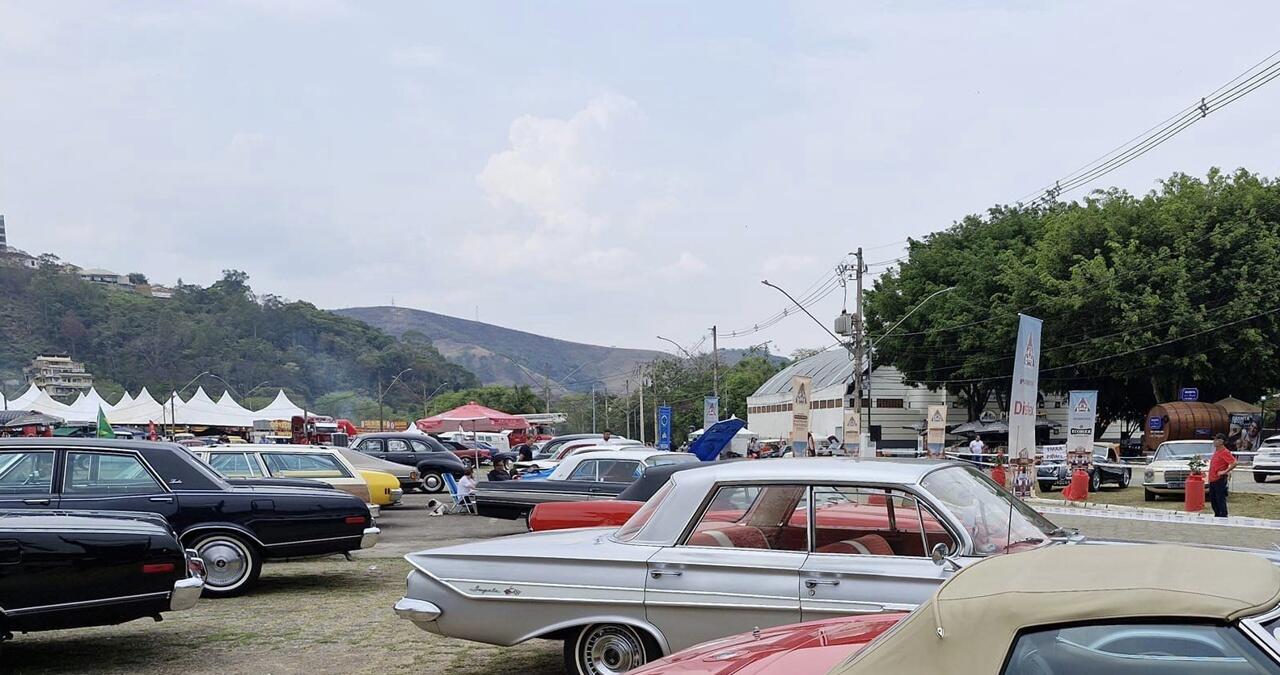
[{"x1": 1207, "y1": 433, "x2": 1238, "y2": 517}]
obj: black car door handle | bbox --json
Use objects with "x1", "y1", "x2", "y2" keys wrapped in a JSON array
[
  {"x1": 22, "y1": 498, "x2": 50, "y2": 506},
  {"x1": 149, "y1": 496, "x2": 174, "y2": 503}
]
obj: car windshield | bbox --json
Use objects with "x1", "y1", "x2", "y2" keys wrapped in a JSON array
[
  {"x1": 921, "y1": 465, "x2": 1057, "y2": 556},
  {"x1": 645, "y1": 453, "x2": 699, "y2": 467},
  {"x1": 1155, "y1": 442, "x2": 1213, "y2": 460}
]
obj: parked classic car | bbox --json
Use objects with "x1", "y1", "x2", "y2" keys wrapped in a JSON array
[
  {"x1": 1037, "y1": 442, "x2": 1131, "y2": 493},
  {"x1": 474, "y1": 449, "x2": 700, "y2": 520},
  {"x1": 337, "y1": 446, "x2": 421, "y2": 493},
  {"x1": 527, "y1": 461, "x2": 714, "y2": 532},
  {"x1": 0, "y1": 438, "x2": 378, "y2": 596},
  {"x1": 437, "y1": 438, "x2": 517, "y2": 468},
  {"x1": 1143, "y1": 439, "x2": 1216, "y2": 500},
  {"x1": 0, "y1": 510, "x2": 204, "y2": 637},
  {"x1": 514, "y1": 433, "x2": 636, "y2": 472},
  {"x1": 195, "y1": 445, "x2": 403, "y2": 515},
  {"x1": 1253, "y1": 434, "x2": 1280, "y2": 483},
  {"x1": 634, "y1": 544, "x2": 1280, "y2": 674},
  {"x1": 395, "y1": 458, "x2": 1073, "y2": 672},
  {"x1": 350, "y1": 432, "x2": 466, "y2": 493}
]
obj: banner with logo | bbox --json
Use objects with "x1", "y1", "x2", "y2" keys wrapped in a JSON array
[
  {"x1": 657, "y1": 405, "x2": 673, "y2": 450},
  {"x1": 842, "y1": 406, "x2": 860, "y2": 457},
  {"x1": 926, "y1": 405, "x2": 947, "y2": 458},
  {"x1": 702, "y1": 397, "x2": 719, "y2": 431},
  {"x1": 1229, "y1": 412, "x2": 1263, "y2": 454},
  {"x1": 1066, "y1": 391, "x2": 1098, "y2": 471},
  {"x1": 1009, "y1": 314, "x2": 1043, "y2": 497},
  {"x1": 791, "y1": 376, "x2": 812, "y2": 455}
]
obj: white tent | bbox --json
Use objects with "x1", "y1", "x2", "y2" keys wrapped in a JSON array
[
  {"x1": 8, "y1": 384, "x2": 41, "y2": 410},
  {"x1": 63, "y1": 387, "x2": 115, "y2": 423},
  {"x1": 25, "y1": 388, "x2": 73, "y2": 416},
  {"x1": 171, "y1": 387, "x2": 253, "y2": 427},
  {"x1": 116, "y1": 391, "x2": 135, "y2": 408},
  {"x1": 108, "y1": 387, "x2": 166, "y2": 425},
  {"x1": 216, "y1": 391, "x2": 260, "y2": 426},
  {"x1": 253, "y1": 390, "x2": 306, "y2": 421}
]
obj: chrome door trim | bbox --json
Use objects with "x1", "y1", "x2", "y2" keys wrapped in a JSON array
[{"x1": 5, "y1": 590, "x2": 170, "y2": 616}]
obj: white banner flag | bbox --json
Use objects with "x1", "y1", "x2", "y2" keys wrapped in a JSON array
[
  {"x1": 1009, "y1": 314, "x2": 1043, "y2": 497},
  {"x1": 791, "y1": 376, "x2": 812, "y2": 454},
  {"x1": 926, "y1": 405, "x2": 947, "y2": 458},
  {"x1": 1067, "y1": 391, "x2": 1098, "y2": 471}
]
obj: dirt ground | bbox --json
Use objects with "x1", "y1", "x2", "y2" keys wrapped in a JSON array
[{"x1": 8, "y1": 490, "x2": 1280, "y2": 674}]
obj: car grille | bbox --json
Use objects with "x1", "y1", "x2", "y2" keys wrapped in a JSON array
[{"x1": 1165, "y1": 469, "x2": 1189, "y2": 484}]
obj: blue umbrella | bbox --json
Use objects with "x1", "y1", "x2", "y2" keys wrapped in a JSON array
[{"x1": 688, "y1": 418, "x2": 747, "y2": 462}]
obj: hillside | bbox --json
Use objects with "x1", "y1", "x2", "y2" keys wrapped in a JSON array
[
  {"x1": 333, "y1": 306, "x2": 666, "y2": 393},
  {"x1": 0, "y1": 266, "x2": 476, "y2": 411}
]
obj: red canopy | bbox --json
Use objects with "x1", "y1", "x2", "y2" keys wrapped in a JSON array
[{"x1": 415, "y1": 402, "x2": 530, "y2": 433}]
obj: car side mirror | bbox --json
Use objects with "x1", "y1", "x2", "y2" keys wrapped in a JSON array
[{"x1": 930, "y1": 543, "x2": 961, "y2": 572}]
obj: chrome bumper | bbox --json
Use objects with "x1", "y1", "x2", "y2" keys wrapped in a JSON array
[
  {"x1": 367, "y1": 503, "x2": 381, "y2": 519},
  {"x1": 360, "y1": 526, "x2": 380, "y2": 549},
  {"x1": 390, "y1": 488, "x2": 404, "y2": 505},
  {"x1": 394, "y1": 597, "x2": 442, "y2": 622},
  {"x1": 170, "y1": 577, "x2": 204, "y2": 611}
]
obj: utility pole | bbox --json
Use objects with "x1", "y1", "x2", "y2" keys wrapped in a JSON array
[
  {"x1": 854, "y1": 248, "x2": 867, "y2": 453},
  {"x1": 624, "y1": 379, "x2": 632, "y2": 438},
  {"x1": 638, "y1": 368, "x2": 646, "y2": 444},
  {"x1": 378, "y1": 378, "x2": 384, "y2": 432},
  {"x1": 711, "y1": 325, "x2": 719, "y2": 398},
  {"x1": 543, "y1": 376, "x2": 551, "y2": 413},
  {"x1": 591, "y1": 385, "x2": 597, "y2": 433},
  {"x1": 604, "y1": 392, "x2": 609, "y2": 430},
  {"x1": 652, "y1": 364, "x2": 659, "y2": 445}
]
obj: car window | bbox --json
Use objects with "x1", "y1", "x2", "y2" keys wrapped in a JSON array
[
  {"x1": 358, "y1": 439, "x2": 385, "y2": 452},
  {"x1": 388, "y1": 439, "x2": 412, "y2": 452},
  {"x1": 569, "y1": 460, "x2": 599, "y2": 481},
  {"x1": 261, "y1": 453, "x2": 353, "y2": 478},
  {"x1": 410, "y1": 440, "x2": 434, "y2": 453},
  {"x1": 683, "y1": 484, "x2": 807, "y2": 552},
  {"x1": 207, "y1": 452, "x2": 261, "y2": 478},
  {"x1": 810, "y1": 486, "x2": 956, "y2": 557},
  {"x1": 645, "y1": 454, "x2": 699, "y2": 467},
  {"x1": 614, "y1": 481, "x2": 676, "y2": 542},
  {"x1": 64, "y1": 452, "x2": 163, "y2": 495},
  {"x1": 0, "y1": 451, "x2": 55, "y2": 494},
  {"x1": 1003, "y1": 622, "x2": 1280, "y2": 674}
]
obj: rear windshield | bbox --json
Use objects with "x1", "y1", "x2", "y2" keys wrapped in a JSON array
[{"x1": 613, "y1": 481, "x2": 676, "y2": 542}]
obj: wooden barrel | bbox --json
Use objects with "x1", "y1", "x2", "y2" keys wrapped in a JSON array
[{"x1": 1142, "y1": 402, "x2": 1229, "y2": 452}]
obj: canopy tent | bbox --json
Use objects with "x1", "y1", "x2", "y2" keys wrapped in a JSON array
[
  {"x1": 416, "y1": 402, "x2": 530, "y2": 433},
  {"x1": 169, "y1": 387, "x2": 254, "y2": 427},
  {"x1": 7, "y1": 384, "x2": 41, "y2": 411},
  {"x1": 116, "y1": 391, "x2": 134, "y2": 408},
  {"x1": 689, "y1": 418, "x2": 748, "y2": 461},
  {"x1": 0, "y1": 411, "x2": 65, "y2": 428},
  {"x1": 107, "y1": 387, "x2": 166, "y2": 425},
  {"x1": 1217, "y1": 396, "x2": 1262, "y2": 414},
  {"x1": 253, "y1": 390, "x2": 306, "y2": 421},
  {"x1": 62, "y1": 387, "x2": 116, "y2": 423},
  {"x1": 25, "y1": 389, "x2": 72, "y2": 417},
  {"x1": 216, "y1": 391, "x2": 260, "y2": 425},
  {"x1": 688, "y1": 416, "x2": 759, "y2": 455}
]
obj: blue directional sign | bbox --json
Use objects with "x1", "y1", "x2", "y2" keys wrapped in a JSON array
[
  {"x1": 657, "y1": 405, "x2": 673, "y2": 450},
  {"x1": 1180, "y1": 387, "x2": 1199, "y2": 402}
]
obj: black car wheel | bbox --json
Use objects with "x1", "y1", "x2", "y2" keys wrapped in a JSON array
[
  {"x1": 460, "y1": 457, "x2": 474, "y2": 470},
  {"x1": 1119, "y1": 470, "x2": 1131, "y2": 488},
  {"x1": 1256, "y1": 471, "x2": 1268, "y2": 484},
  {"x1": 1144, "y1": 489, "x2": 1156, "y2": 502},
  {"x1": 564, "y1": 623, "x2": 660, "y2": 675},
  {"x1": 1038, "y1": 480, "x2": 1055, "y2": 493},
  {"x1": 421, "y1": 472, "x2": 444, "y2": 493},
  {"x1": 1089, "y1": 470, "x2": 1101, "y2": 492},
  {"x1": 188, "y1": 532, "x2": 261, "y2": 597}
]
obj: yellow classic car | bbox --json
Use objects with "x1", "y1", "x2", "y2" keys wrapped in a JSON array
[
  {"x1": 195, "y1": 445, "x2": 402, "y2": 516},
  {"x1": 359, "y1": 468, "x2": 404, "y2": 508}
]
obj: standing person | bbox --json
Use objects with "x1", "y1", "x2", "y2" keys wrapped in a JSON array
[
  {"x1": 746, "y1": 437, "x2": 759, "y2": 457},
  {"x1": 514, "y1": 442, "x2": 534, "y2": 462},
  {"x1": 1208, "y1": 433, "x2": 1238, "y2": 518},
  {"x1": 806, "y1": 432, "x2": 817, "y2": 457},
  {"x1": 968, "y1": 435, "x2": 986, "y2": 464},
  {"x1": 601, "y1": 429, "x2": 613, "y2": 444}
]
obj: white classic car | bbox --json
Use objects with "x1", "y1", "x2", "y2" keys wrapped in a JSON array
[
  {"x1": 1253, "y1": 434, "x2": 1280, "y2": 483},
  {"x1": 1142, "y1": 439, "x2": 1216, "y2": 500},
  {"x1": 395, "y1": 458, "x2": 1074, "y2": 673}
]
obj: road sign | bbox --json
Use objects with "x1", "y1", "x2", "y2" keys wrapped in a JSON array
[
  {"x1": 657, "y1": 406, "x2": 672, "y2": 450},
  {"x1": 1180, "y1": 387, "x2": 1199, "y2": 402}
]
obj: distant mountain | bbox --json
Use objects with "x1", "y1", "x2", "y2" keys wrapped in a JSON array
[{"x1": 333, "y1": 306, "x2": 666, "y2": 393}]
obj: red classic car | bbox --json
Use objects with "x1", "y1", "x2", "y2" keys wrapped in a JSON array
[{"x1": 527, "y1": 462, "x2": 701, "y2": 531}]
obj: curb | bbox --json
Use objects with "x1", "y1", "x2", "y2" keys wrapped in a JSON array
[{"x1": 1029, "y1": 497, "x2": 1280, "y2": 530}]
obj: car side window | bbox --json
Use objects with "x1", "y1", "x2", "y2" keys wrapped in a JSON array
[
  {"x1": 599, "y1": 460, "x2": 641, "y2": 482},
  {"x1": 0, "y1": 451, "x2": 55, "y2": 494},
  {"x1": 64, "y1": 452, "x2": 163, "y2": 495},
  {"x1": 358, "y1": 439, "x2": 385, "y2": 453},
  {"x1": 1002, "y1": 623, "x2": 1280, "y2": 674},
  {"x1": 810, "y1": 486, "x2": 956, "y2": 557},
  {"x1": 569, "y1": 460, "x2": 599, "y2": 481},
  {"x1": 683, "y1": 484, "x2": 807, "y2": 552},
  {"x1": 409, "y1": 440, "x2": 434, "y2": 453},
  {"x1": 388, "y1": 439, "x2": 412, "y2": 453},
  {"x1": 207, "y1": 452, "x2": 261, "y2": 478},
  {"x1": 262, "y1": 453, "x2": 352, "y2": 478}
]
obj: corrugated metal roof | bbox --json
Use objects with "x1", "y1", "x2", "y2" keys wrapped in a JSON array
[{"x1": 753, "y1": 347, "x2": 860, "y2": 396}]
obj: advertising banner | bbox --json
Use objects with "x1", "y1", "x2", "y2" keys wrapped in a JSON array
[
  {"x1": 1229, "y1": 412, "x2": 1263, "y2": 454},
  {"x1": 842, "y1": 406, "x2": 860, "y2": 457},
  {"x1": 1008, "y1": 314, "x2": 1043, "y2": 498},
  {"x1": 926, "y1": 405, "x2": 947, "y2": 458},
  {"x1": 657, "y1": 405, "x2": 673, "y2": 450},
  {"x1": 1067, "y1": 391, "x2": 1098, "y2": 471},
  {"x1": 702, "y1": 396, "x2": 719, "y2": 431},
  {"x1": 791, "y1": 376, "x2": 812, "y2": 455}
]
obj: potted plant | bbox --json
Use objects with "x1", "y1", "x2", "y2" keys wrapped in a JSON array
[
  {"x1": 990, "y1": 449, "x2": 1007, "y2": 488},
  {"x1": 1185, "y1": 454, "x2": 1207, "y2": 512}
]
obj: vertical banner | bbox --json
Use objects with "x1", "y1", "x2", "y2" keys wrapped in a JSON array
[
  {"x1": 791, "y1": 376, "x2": 812, "y2": 456},
  {"x1": 1229, "y1": 412, "x2": 1263, "y2": 454},
  {"x1": 1067, "y1": 391, "x2": 1098, "y2": 472},
  {"x1": 702, "y1": 396, "x2": 719, "y2": 431},
  {"x1": 1008, "y1": 314, "x2": 1043, "y2": 498},
  {"x1": 657, "y1": 405, "x2": 673, "y2": 450},
  {"x1": 926, "y1": 405, "x2": 947, "y2": 458},
  {"x1": 841, "y1": 406, "x2": 860, "y2": 457}
]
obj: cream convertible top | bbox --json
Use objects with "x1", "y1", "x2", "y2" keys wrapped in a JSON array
[{"x1": 833, "y1": 544, "x2": 1280, "y2": 674}]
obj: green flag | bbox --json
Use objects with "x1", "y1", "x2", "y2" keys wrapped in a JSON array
[{"x1": 96, "y1": 406, "x2": 115, "y2": 439}]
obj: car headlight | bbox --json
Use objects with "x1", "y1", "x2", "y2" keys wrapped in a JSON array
[{"x1": 1144, "y1": 469, "x2": 1155, "y2": 482}]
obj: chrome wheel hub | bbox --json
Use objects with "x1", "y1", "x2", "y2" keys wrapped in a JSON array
[
  {"x1": 200, "y1": 540, "x2": 248, "y2": 588},
  {"x1": 583, "y1": 625, "x2": 644, "y2": 675}
]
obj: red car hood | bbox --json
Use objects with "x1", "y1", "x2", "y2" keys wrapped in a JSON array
[{"x1": 632, "y1": 613, "x2": 905, "y2": 675}]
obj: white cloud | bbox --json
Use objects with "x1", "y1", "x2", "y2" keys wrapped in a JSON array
[
  {"x1": 763, "y1": 254, "x2": 819, "y2": 274},
  {"x1": 662, "y1": 251, "x2": 709, "y2": 278},
  {"x1": 390, "y1": 45, "x2": 444, "y2": 69}
]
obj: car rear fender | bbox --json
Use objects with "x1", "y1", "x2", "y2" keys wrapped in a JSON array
[
  {"x1": 526, "y1": 615, "x2": 669, "y2": 654},
  {"x1": 179, "y1": 523, "x2": 266, "y2": 550}
]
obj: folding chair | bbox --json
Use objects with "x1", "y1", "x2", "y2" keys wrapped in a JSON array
[{"x1": 442, "y1": 473, "x2": 476, "y2": 515}]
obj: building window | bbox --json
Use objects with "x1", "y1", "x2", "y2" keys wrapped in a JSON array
[{"x1": 875, "y1": 398, "x2": 904, "y2": 409}]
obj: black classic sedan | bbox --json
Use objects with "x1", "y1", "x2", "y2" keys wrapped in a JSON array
[
  {"x1": 0, "y1": 438, "x2": 378, "y2": 596},
  {"x1": 1038, "y1": 442, "x2": 1132, "y2": 493},
  {"x1": 350, "y1": 432, "x2": 466, "y2": 493},
  {"x1": 0, "y1": 510, "x2": 204, "y2": 638}
]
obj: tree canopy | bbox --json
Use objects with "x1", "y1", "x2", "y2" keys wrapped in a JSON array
[{"x1": 866, "y1": 169, "x2": 1280, "y2": 432}]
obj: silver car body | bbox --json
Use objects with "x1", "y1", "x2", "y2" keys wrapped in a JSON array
[{"x1": 398, "y1": 458, "x2": 1055, "y2": 656}]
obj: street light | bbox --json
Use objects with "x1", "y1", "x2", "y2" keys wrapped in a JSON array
[
  {"x1": 419, "y1": 381, "x2": 451, "y2": 418},
  {"x1": 377, "y1": 368, "x2": 413, "y2": 432},
  {"x1": 867, "y1": 286, "x2": 955, "y2": 433},
  {"x1": 168, "y1": 371, "x2": 212, "y2": 438},
  {"x1": 656, "y1": 335, "x2": 695, "y2": 359}
]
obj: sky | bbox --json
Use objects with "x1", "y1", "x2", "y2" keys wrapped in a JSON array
[{"x1": 3, "y1": 1, "x2": 1280, "y2": 357}]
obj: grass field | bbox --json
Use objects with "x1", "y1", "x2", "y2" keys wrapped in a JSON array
[{"x1": 1042, "y1": 484, "x2": 1280, "y2": 520}]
